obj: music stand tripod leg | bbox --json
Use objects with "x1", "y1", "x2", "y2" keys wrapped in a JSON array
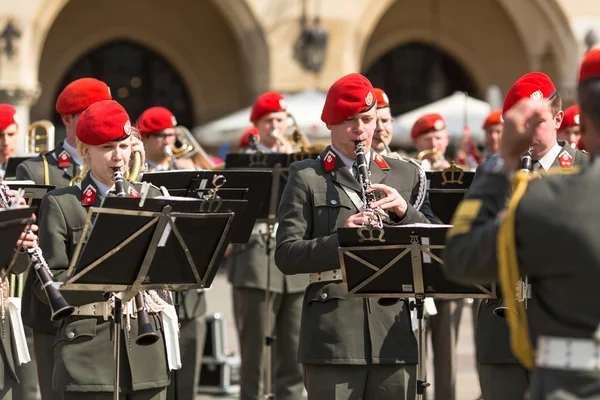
[
  {"x1": 112, "y1": 296, "x2": 122, "y2": 400},
  {"x1": 262, "y1": 226, "x2": 275, "y2": 400},
  {"x1": 410, "y1": 297, "x2": 430, "y2": 399}
]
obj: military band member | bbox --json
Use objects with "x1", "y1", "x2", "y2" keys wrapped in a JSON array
[
  {"x1": 557, "y1": 104, "x2": 581, "y2": 148},
  {"x1": 227, "y1": 92, "x2": 306, "y2": 400},
  {"x1": 470, "y1": 72, "x2": 588, "y2": 400},
  {"x1": 238, "y1": 127, "x2": 259, "y2": 151},
  {"x1": 36, "y1": 100, "x2": 173, "y2": 399},
  {"x1": 0, "y1": 105, "x2": 18, "y2": 179},
  {"x1": 275, "y1": 73, "x2": 436, "y2": 399},
  {"x1": 480, "y1": 110, "x2": 503, "y2": 164},
  {"x1": 137, "y1": 106, "x2": 207, "y2": 400},
  {"x1": 0, "y1": 189, "x2": 39, "y2": 400},
  {"x1": 444, "y1": 49, "x2": 600, "y2": 400},
  {"x1": 411, "y1": 113, "x2": 452, "y2": 171},
  {"x1": 16, "y1": 77, "x2": 112, "y2": 400},
  {"x1": 371, "y1": 88, "x2": 406, "y2": 159}
]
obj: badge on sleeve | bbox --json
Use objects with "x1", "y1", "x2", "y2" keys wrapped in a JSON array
[
  {"x1": 373, "y1": 154, "x2": 390, "y2": 170},
  {"x1": 128, "y1": 187, "x2": 140, "y2": 198},
  {"x1": 82, "y1": 184, "x2": 97, "y2": 205},
  {"x1": 558, "y1": 150, "x2": 573, "y2": 168},
  {"x1": 323, "y1": 151, "x2": 336, "y2": 172},
  {"x1": 58, "y1": 150, "x2": 71, "y2": 168}
]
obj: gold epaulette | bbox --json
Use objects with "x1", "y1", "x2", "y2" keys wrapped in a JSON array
[
  {"x1": 539, "y1": 166, "x2": 581, "y2": 176},
  {"x1": 497, "y1": 170, "x2": 535, "y2": 369}
]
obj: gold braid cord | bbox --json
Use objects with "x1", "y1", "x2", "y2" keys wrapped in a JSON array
[{"x1": 497, "y1": 170, "x2": 535, "y2": 369}]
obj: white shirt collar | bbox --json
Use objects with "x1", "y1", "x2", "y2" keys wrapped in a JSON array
[
  {"x1": 62, "y1": 140, "x2": 83, "y2": 166},
  {"x1": 90, "y1": 173, "x2": 112, "y2": 198},
  {"x1": 537, "y1": 141, "x2": 562, "y2": 171},
  {"x1": 330, "y1": 144, "x2": 371, "y2": 170}
]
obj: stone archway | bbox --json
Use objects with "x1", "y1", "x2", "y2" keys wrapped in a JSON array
[
  {"x1": 359, "y1": 0, "x2": 578, "y2": 104},
  {"x1": 30, "y1": 0, "x2": 267, "y2": 134}
]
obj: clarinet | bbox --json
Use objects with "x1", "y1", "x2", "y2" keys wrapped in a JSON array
[
  {"x1": 112, "y1": 168, "x2": 159, "y2": 346},
  {"x1": 520, "y1": 146, "x2": 534, "y2": 172},
  {"x1": 0, "y1": 179, "x2": 74, "y2": 320},
  {"x1": 354, "y1": 141, "x2": 391, "y2": 228}
]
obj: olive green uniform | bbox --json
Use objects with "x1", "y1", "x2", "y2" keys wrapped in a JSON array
[
  {"x1": 16, "y1": 142, "x2": 80, "y2": 400},
  {"x1": 444, "y1": 148, "x2": 600, "y2": 400},
  {"x1": 275, "y1": 147, "x2": 436, "y2": 399},
  {"x1": 35, "y1": 173, "x2": 169, "y2": 398},
  {"x1": 226, "y1": 151, "x2": 308, "y2": 400},
  {"x1": 471, "y1": 141, "x2": 588, "y2": 400}
]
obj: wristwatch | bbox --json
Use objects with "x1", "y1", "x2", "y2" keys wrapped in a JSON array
[{"x1": 481, "y1": 156, "x2": 510, "y2": 175}]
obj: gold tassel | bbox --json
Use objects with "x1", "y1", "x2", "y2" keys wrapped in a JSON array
[{"x1": 497, "y1": 170, "x2": 535, "y2": 369}]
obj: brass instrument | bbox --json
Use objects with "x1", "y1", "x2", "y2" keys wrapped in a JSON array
[
  {"x1": 26, "y1": 120, "x2": 55, "y2": 155},
  {"x1": 0, "y1": 178, "x2": 74, "y2": 321},
  {"x1": 125, "y1": 151, "x2": 143, "y2": 182},
  {"x1": 286, "y1": 113, "x2": 328, "y2": 154},
  {"x1": 494, "y1": 146, "x2": 534, "y2": 318},
  {"x1": 163, "y1": 145, "x2": 180, "y2": 170},
  {"x1": 113, "y1": 168, "x2": 160, "y2": 346},
  {"x1": 171, "y1": 126, "x2": 220, "y2": 170}
]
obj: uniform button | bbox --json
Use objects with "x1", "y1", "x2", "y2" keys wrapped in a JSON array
[
  {"x1": 330, "y1": 199, "x2": 338, "y2": 205},
  {"x1": 67, "y1": 331, "x2": 75, "y2": 339},
  {"x1": 320, "y1": 293, "x2": 328, "y2": 300}
]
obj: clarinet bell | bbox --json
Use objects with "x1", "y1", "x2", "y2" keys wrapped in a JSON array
[
  {"x1": 46, "y1": 286, "x2": 75, "y2": 321},
  {"x1": 493, "y1": 300, "x2": 518, "y2": 319},
  {"x1": 136, "y1": 316, "x2": 160, "y2": 346}
]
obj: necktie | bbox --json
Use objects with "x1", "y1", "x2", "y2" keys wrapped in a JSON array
[{"x1": 531, "y1": 160, "x2": 541, "y2": 172}]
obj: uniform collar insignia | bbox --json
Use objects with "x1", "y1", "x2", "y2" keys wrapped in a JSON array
[
  {"x1": 128, "y1": 186, "x2": 140, "y2": 198},
  {"x1": 558, "y1": 150, "x2": 573, "y2": 168},
  {"x1": 82, "y1": 184, "x2": 97, "y2": 205},
  {"x1": 57, "y1": 150, "x2": 71, "y2": 168},
  {"x1": 323, "y1": 150, "x2": 337, "y2": 172},
  {"x1": 373, "y1": 153, "x2": 390, "y2": 170}
]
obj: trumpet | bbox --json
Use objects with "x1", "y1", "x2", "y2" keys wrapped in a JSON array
[
  {"x1": 163, "y1": 145, "x2": 180, "y2": 170},
  {"x1": 0, "y1": 178, "x2": 74, "y2": 321},
  {"x1": 26, "y1": 120, "x2": 55, "y2": 155},
  {"x1": 494, "y1": 146, "x2": 534, "y2": 318},
  {"x1": 113, "y1": 168, "x2": 160, "y2": 346}
]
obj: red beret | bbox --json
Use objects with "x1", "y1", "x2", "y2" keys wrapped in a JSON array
[
  {"x1": 250, "y1": 92, "x2": 287, "y2": 123},
  {"x1": 76, "y1": 100, "x2": 131, "y2": 146},
  {"x1": 559, "y1": 105, "x2": 580, "y2": 131},
  {"x1": 0, "y1": 104, "x2": 17, "y2": 131},
  {"x1": 56, "y1": 78, "x2": 112, "y2": 115},
  {"x1": 239, "y1": 127, "x2": 258, "y2": 148},
  {"x1": 136, "y1": 107, "x2": 177, "y2": 137},
  {"x1": 482, "y1": 109, "x2": 503, "y2": 130},
  {"x1": 411, "y1": 113, "x2": 446, "y2": 139},
  {"x1": 321, "y1": 73, "x2": 375, "y2": 125},
  {"x1": 502, "y1": 72, "x2": 556, "y2": 115},
  {"x1": 579, "y1": 48, "x2": 600, "y2": 84},
  {"x1": 374, "y1": 88, "x2": 390, "y2": 109}
]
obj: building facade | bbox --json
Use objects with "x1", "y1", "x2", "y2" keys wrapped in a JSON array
[{"x1": 0, "y1": 0, "x2": 599, "y2": 153}]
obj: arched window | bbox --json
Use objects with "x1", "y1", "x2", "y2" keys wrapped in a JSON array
[
  {"x1": 364, "y1": 42, "x2": 478, "y2": 116},
  {"x1": 53, "y1": 40, "x2": 193, "y2": 141}
]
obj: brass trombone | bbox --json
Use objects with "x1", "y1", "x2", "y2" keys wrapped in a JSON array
[{"x1": 26, "y1": 120, "x2": 55, "y2": 155}]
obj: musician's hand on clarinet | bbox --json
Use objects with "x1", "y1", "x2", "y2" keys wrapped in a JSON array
[
  {"x1": 344, "y1": 211, "x2": 376, "y2": 228},
  {"x1": 368, "y1": 183, "x2": 408, "y2": 218},
  {"x1": 500, "y1": 98, "x2": 548, "y2": 169},
  {"x1": 5, "y1": 189, "x2": 27, "y2": 207},
  {"x1": 16, "y1": 223, "x2": 39, "y2": 250}
]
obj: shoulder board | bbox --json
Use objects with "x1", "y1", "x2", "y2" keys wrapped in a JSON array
[{"x1": 540, "y1": 166, "x2": 581, "y2": 176}]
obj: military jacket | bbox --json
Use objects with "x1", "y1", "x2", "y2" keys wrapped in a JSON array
[
  {"x1": 18, "y1": 142, "x2": 80, "y2": 334},
  {"x1": 275, "y1": 146, "x2": 436, "y2": 364},
  {"x1": 35, "y1": 173, "x2": 170, "y2": 392},
  {"x1": 472, "y1": 141, "x2": 588, "y2": 363}
]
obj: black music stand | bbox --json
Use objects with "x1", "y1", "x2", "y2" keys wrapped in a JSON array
[
  {"x1": 5, "y1": 183, "x2": 55, "y2": 209},
  {"x1": 0, "y1": 208, "x2": 36, "y2": 274},
  {"x1": 60, "y1": 195, "x2": 242, "y2": 400},
  {"x1": 225, "y1": 152, "x2": 319, "y2": 399},
  {"x1": 3, "y1": 157, "x2": 30, "y2": 180},
  {"x1": 141, "y1": 169, "x2": 270, "y2": 243},
  {"x1": 338, "y1": 224, "x2": 494, "y2": 399},
  {"x1": 426, "y1": 165, "x2": 475, "y2": 224}
]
